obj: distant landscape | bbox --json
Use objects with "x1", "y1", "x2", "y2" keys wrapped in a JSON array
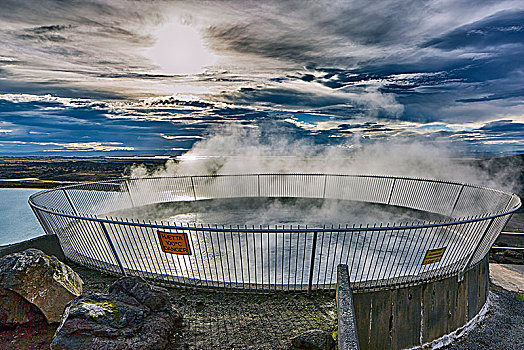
[
  {"x1": 0, "y1": 157, "x2": 168, "y2": 188},
  {"x1": 1, "y1": 154, "x2": 522, "y2": 232}
]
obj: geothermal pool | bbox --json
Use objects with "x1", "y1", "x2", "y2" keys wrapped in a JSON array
[
  {"x1": 31, "y1": 174, "x2": 518, "y2": 290},
  {"x1": 94, "y1": 198, "x2": 465, "y2": 287},
  {"x1": 107, "y1": 197, "x2": 447, "y2": 227}
]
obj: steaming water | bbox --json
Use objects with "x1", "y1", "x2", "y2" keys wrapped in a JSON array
[
  {"x1": 107, "y1": 198, "x2": 447, "y2": 226},
  {"x1": 75, "y1": 197, "x2": 467, "y2": 287}
]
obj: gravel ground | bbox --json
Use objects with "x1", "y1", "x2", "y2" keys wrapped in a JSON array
[
  {"x1": 445, "y1": 284, "x2": 524, "y2": 350},
  {"x1": 72, "y1": 263, "x2": 338, "y2": 349}
]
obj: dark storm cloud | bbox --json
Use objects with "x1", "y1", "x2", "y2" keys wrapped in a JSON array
[
  {"x1": 422, "y1": 10, "x2": 524, "y2": 50},
  {"x1": 0, "y1": 0, "x2": 524, "y2": 155},
  {"x1": 17, "y1": 24, "x2": 74, "y2": 42}
]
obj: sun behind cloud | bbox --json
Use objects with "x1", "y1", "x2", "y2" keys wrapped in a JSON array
[{"x1": 146, "y1": 20, "x2": 216, "y2": 76}]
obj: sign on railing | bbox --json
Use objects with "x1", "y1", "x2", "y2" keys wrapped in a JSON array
[
  {"x1": 157, "y1": 231, "x2": 192, "y2": 255},
  {"x1": 421, "y1": 247, "x2": 446, "y2": 265}
]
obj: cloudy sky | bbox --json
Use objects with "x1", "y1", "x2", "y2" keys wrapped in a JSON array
[{"x1": 0, "y1": 0, "x2": 523, "y2": 155}]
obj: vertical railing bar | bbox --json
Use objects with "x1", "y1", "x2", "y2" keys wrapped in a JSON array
[
  {"x1": 124, "y1": 179, "x2": 135, "y2": 208},
  {"x1": 215, "y1": 225, "x2": 230, "y2": 289},
  {"x1": 190, "y1": 176, "x2": 197, "y2": 201},
  {"x1": 315, "y1": 228, "x2": 326, "y2": 288},
  {"x1": 229, "y1": 227, "x2": 239, "y2": 289},
  {"x1": 200, "y1": 225, "x2": 214, "y2": 286},
  {"x1": 244, "y1": 225, "x2": 252, "y2": 289},
  {"x1": 322, "y1": 174, "x2": 327, "y2": 198},
  {"x1": 52, "y1": 213, "x2": 82, "y2": 266},
  {"x1": 62, "y1": 189, "x2": 79, "y2": 216},
  {"x1": 208, "y1": 225, "x2": 222, "y2": 288},
  {"x1": 308, "y1": 231, "x2": 318, "y2": 293},
  {"x1": 99, "y1": 221, "x2": 126, "y2": 275},
  {"x1": 369, "y1": 224, "x2": 387, "y2": 288},
  {"x1": 299, "y1": 225, "x2": 308, "y2": 288},
  {"x1": 390, "y1": 224, "x2": 407, "y2": 283},
  {"x1": 450, "y1": 184, "x2": 465, "y2": 217},
  {"x1": 329, "y1": 228, "x2": 342, "y2": 286},
  {"x1": 355, "y1": 225, "x2": 370, "y2": 285},
  {"x1": 259, "y1": 228, "x2": 264, "y2": 291},
  {"x1": 429, "y1": 217, "x2": 456, "y2": 280},
  {"x1": 450, "y1": 216, "x2": 474, "y2": 273},
  {"x1": 287, "y1": 227, "x2": 293, "y2": 291},
  {"x1": 257, "y1": 174, "x2": 261, "y2": 197},
  {"x1": 235, "y1": 225, "x2": 245, "y2": 289},
  {"x1": 387, "y1": 178, "x2": 397, "y2": 205},
  {"x1": 321, "y1": 226, "x2": 333, "y2": 288},
  {"x1": 63, "y1": 214, "x2": 93, "y2": 269},
  {"x1": 84, "y1": 216, "x2": 116, "y2": 271},
  {"x1": 459, "y1": 217, "x2": 495, "y2": 282},
  {"x1": 279, "y1": 230, "x2": 283, "y2": 289},
  {"x1": 268, "y1": 228, "x2": 272, "y2": 290},
  {"x1": 252, "y1": 226, "x2": 258, "y2": 291},
  {"x1": 364, "y1": 226, "x2": 379, "y2": 288},
  {"x1": 444, "y1": 219, "x2": 473, "y2": 277},
  {"x1": 194, "y1": 224, "x2": 211, "y2": 288},
  {"x1": 148, "y1": 221, "x2": 171, "y2": 281},
  {"x1": 120, "y1": 219, "x2": 148, "y2": 279},
  {"x1": 146, "y1": 221, "x2": 169, "y2": 278},
  {"x1": 404, "y1": 223, "x2": 430, "y2": 285}
]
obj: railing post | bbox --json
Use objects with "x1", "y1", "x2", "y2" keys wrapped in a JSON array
[
  {"x1": 308, "y1": 231, "x2": 318, "y2": 293},
  {"x1": 190, "y1": 176, "x2": 197, "y2": 200},
  {"x1": 124, "y1": 180, "x2": 135, "y2": 207},
  {"x1": 458, "y1": 218, "x2": 494, "y2": 282},
  {"x1": 99, "y1": 222, "x2": 126, "y2": 276},
  {"x1": 257, "y1": 174, "x2": 261, "y2": 197},
  {"x1": 337, "y1": 264, "x2": 360, "y2": 350},
  {"x1": 387, "y1": 178, "x2": 396, "y2": 205},
  {"x1": 62, "y1": 189, "x2": 78, "y2": 215},
  {"x1": 450, "y1": 184, "x2": 465, "y2": 217},
  {"x1": 322, "y1": 175, "x2": 327, "y2": 198}
]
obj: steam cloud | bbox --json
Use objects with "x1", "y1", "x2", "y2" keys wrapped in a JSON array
[{"x1": 130, "y1": 124, "x2": 521, "y2": 194}]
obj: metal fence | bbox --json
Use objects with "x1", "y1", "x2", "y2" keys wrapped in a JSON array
[{"x1": 28, "y1": 174, "x2": 521, "y2": 292}]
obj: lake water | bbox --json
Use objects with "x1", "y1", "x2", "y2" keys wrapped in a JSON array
[{"x1": 0, "y1": 188, "x2": 44, "y2": 245}]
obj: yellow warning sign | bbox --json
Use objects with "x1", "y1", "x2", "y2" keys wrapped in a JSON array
[
  {"x1": 422, "y1": 247, "x2": 446, "y2": 265},
  {"x1": 157, "y1": 231, "x2": 192, "y2": 255}
]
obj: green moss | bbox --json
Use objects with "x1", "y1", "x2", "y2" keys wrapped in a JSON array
[
  {"x1": 517, "y1": 294, "x2": 524, "y2": 301},
  {"x1": 84, "y1": 300, "x2": 120, "y2": 321}
]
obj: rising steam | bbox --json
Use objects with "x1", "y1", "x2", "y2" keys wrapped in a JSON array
[{"x1": 131, "y1": 124, "x2": 521, "y2": 194}]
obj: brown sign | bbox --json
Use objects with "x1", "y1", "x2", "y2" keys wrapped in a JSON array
[
  {"x1": 157, "y1": 230, "x2": 192, "y2": 255},
  {"x1": 422, "y1": 247, "x2": 446, "y2": 265}
]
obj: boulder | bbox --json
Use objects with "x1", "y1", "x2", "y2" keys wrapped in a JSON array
[
  {"x1": 0, "y1": 287, "x2": 46, "y2": 328},
  {"x1": 51, "y1": 276, "x2": 182, "y2": 350},
  {"x1": 0, "y1": 248, "x2": 83, "y2": 325},
  {"x1": 290, "y1": 329, "x2": 335, "y2": 350}
]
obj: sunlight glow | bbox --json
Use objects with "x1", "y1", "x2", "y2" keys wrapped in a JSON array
[{"x1": 147, "y1": 20, "x2": 216, "y2": 75}]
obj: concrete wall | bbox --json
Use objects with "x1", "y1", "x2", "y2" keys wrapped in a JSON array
[
  {"x1": 352, "y1": 256, "x2": 489, "y2": 349},
  {"x1": 0, "y1": 234, "x2": 65, "y2": 260}
]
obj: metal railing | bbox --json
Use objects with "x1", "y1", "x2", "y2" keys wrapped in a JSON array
[{"x1": 28, "y1": 174, "x2": 521, "y2": 292}]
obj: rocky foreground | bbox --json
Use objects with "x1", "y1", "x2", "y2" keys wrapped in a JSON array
[
  {"x1": 0, "y1": 248, "x2": 337, "y2": 349},
  {"x1": 0, "y1": 249, "x2": 183, "y2": 349}
]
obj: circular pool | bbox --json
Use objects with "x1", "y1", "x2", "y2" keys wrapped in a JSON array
[{"x1": 29, "y1": 174, "x2": 520, "y2": 292}]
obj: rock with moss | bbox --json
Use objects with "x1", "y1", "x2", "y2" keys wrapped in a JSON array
[
  {"x1": 51, "y1": 276, "x2": 182, "y2": 350},
  {"x1": 0, "y1": 248, "x2": 83, "y2": 325}
]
